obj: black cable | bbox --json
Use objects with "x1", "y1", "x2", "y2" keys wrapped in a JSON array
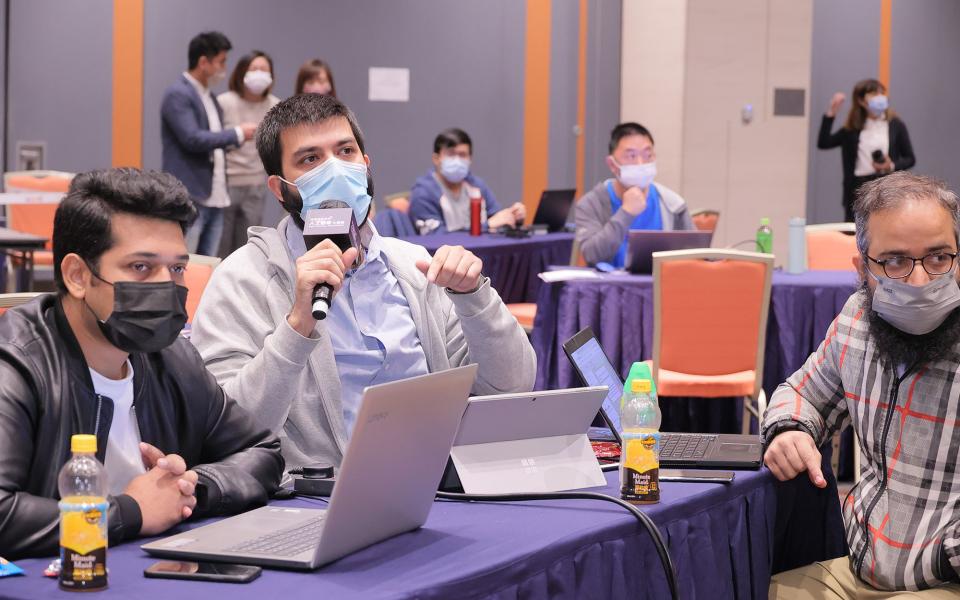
[{"x1": 436, "y1": 490, "x2": 679, "y2": 600}]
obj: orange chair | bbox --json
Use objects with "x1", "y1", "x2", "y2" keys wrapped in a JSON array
[
  {"x1": 690, "y1": 209, "x2": 720, "y2": 232},
  {"x1": 806, "y1": 223, "x2": 857, "y2": 271},
  {"x1": 652, "y1": 249, "x2": 774, "y2": 434},
  {"x1": 183, "y1": 254, "x2": 221, "y2": 322},
  {"x1": 3, "y1": 171, "x2": 73, "y2": 290},
  {"x1": 384, "y1": 192, "x2": 410, "y2": 213},
  {"x1": 0, "y1": 292, "x2": 42, "y2": 315}
]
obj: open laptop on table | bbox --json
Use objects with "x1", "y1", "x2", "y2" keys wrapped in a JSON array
[
  {"x1": 626, "y1": 230, "x2": 713, "y2": 274},
  {"x1": 141, "y1": 364, "x2": 478, "y2": 570},
  {"x1": 562, "y1": 327, "x2": 761, "y2": 469},
  {"x1": 532, "y1": 189, "x2": 576, "y2": 233}
]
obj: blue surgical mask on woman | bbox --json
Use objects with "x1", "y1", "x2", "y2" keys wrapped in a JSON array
[
  {"x1": 867, "y1": 94, "x2": 889, "y2": 117},
  {"x1": 280, "y1": 157, "x2": 372, "y2": 225},
  {"x1": 439, "y1": 156, "x2": 470, "y2": 184}
]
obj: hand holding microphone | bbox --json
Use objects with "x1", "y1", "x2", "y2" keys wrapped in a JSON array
[{"x1": 287, "y1": 200, "x2": 361, "y2": 337}]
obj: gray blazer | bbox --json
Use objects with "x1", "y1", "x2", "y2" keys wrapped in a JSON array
[{"x1": 574, "y1": 180, "x2": 694, "y2": 266}]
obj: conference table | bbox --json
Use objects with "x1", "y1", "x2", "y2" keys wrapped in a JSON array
[
  {"x1": 0, "y1": 226, "x2": 47, "y2": 291},
  {"x1": 531, "y1": 270, "x2": 859, "y2": 475},
  {"x1": 399, "y1": 231, "x2": 575, "y2": 304},
  {"x1": 2, "y1": 467, "x2": 846, "y2": 600}
]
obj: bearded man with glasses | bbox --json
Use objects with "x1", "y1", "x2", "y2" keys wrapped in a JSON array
[{"x1": 764, "y1": 172, "x2": 960, "y2": 597}]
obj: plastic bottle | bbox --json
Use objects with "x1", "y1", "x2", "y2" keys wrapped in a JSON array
[
  {"x1": 58, "y1": 434, "x2": 108, "y2": 591},
  {"x1": 756, "y1": 217, "x2": 773, "y2": 254},
  {"x1": 620, "y1": 378, "x2": 661, "y2": 504},
  {"x1": 787, "y1": 216, "x2": 807, "y2": 274}
]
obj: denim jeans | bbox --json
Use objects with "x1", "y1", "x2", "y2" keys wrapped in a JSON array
[{"x1": 185, "y1": 204, "x2": 224, "y2": 257}]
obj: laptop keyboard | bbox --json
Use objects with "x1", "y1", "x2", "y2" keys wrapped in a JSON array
[
  {"x1": 226, "y1": 516, "x2": 326, "y2": 557},
  {"x1": 659, "y1": 433, "x2": 716, "y2": 461}
]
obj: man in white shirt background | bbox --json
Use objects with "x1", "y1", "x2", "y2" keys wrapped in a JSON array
[{"x1": 160, "y1": 31, "x2": 258, "y2": 256}]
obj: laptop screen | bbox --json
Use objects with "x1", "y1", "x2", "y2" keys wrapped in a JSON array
[{"x1": 567, "y1": 336, "x2": 624, "y2": 435}]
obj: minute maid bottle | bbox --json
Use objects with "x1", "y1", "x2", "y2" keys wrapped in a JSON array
[
  {"x1": 58, "y1": 434, "x2": 108, "y2": 591},
  {"x1": 620, "y1": 376, "x2": 662, "y2": 505}
]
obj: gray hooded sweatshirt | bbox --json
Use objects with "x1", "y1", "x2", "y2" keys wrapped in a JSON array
[
  {"x1": 574, "y1": 179, "x2": 694, "y2": 266},
  {"x1": 191, "y1": 217, "x2": 537, "y2": 470}
]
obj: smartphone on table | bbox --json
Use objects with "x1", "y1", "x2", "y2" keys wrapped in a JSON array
[{"x1": 144, "y1": 560, "x2": 261, "y2": 583}]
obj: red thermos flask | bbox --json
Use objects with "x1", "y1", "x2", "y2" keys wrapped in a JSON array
[{"x1": 469, "y1": 193, "x2": 482, "y2": 236}]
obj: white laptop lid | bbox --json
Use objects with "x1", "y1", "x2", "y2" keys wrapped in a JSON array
[
  {"x1": 314, "y1": 364, "x2": 478, "y2": 565},
  {"x1": 450, "y1": 387, "x2": 608, "y2": 494}
]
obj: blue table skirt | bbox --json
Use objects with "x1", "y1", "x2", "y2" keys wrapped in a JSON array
[
  {"x1": 4, "y1": 468, "x2": 837, "y2": 600},
  {"x1": 398, "y1": 232, "x2": 575, "y2": 303}
]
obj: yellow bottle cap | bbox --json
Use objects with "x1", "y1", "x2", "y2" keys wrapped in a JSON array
[
  {"x1": 631, "y1": 379, "x2": 652, "y2": 393},
  {"x1": 71, "y1": 434, "x2": 97, "y2": 454}
]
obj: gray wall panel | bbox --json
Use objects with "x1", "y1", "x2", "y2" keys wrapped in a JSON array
[
  {"x1": 889, "y1": 0, "x2": 960, "y2": 191},
  {"x1": 806, "y1": 0, "x2": 878, "y2": 224},
  {"x1": 583, "y1": 0, "x2": 621, "y2": 193},
  {"x1": 6, "y1": 0, "x2": 112, "y2": 173},
  {"x1": 547, "y1": 0, "x2": 577, "y2": 191},
  {"x1": 142, "y1": 0, "x2": 526, "y2": 208}
]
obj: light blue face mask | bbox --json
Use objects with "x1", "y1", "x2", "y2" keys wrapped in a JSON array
[
  {"x1": 867, "y1": 94, "x2": 889, "y2": 116},
  {"x1": 439, "y1": 156, "x2": 470, "y2": 184},
  {"x1": 281, "y1": 157, "x2": 372, "y2": 225}
]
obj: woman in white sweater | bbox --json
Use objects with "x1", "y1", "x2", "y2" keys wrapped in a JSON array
[{"x1": 217, "y1": 50, "x2": 280, "y2": 257}]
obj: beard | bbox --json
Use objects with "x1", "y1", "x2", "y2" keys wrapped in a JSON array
[{"x1": 860, "y1": 280, "x2": 960, "y2": 368}]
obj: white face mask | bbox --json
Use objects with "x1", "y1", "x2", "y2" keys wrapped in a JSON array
[
  {"x1": 615, "y1": 160, "x2": 657, "y2": 189},
  {"x1": 869, "y1": 265, "x2": 960, "y2": 335},
  {"x1": 243, "y1": 70, "x2": 272, "y2": 95}
]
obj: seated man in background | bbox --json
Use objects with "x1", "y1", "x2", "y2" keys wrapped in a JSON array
[
  {"x1": 574, "y1": 122, "x2": 694, "y2": 267},
  {"x1": 764, "y1": 172, "x2": 960, "y2": 596},
  {"x1": 409, "y1": 127, "x2": 525, "y2": 235},
  {"x1": 191, "y1": 95, "x2": 536, "y2": 471},
  {"x1": 0, "y1": 169, "x2": 283, "y2": 559}
]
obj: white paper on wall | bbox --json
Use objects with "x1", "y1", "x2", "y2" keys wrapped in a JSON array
[{"x1": 368, "y1": 67, "x2": 410, "y2": 102}]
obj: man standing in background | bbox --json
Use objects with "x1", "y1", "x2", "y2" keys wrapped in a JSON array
[{"x1": 161, "y1": 31, "x2": 257, "y2": 256}]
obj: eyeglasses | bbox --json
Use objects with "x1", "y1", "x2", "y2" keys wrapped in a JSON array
[{"x1": 866, "y1": 252, "x2": 958, "y2": 279}]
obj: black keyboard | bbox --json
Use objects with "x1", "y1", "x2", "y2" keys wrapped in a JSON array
[
  {"x1": 659, "y1": 433, "x2": 716, "y2": 461},
  {"x1": 226, "y1": 516, "x2": 326, "y2": 557}
]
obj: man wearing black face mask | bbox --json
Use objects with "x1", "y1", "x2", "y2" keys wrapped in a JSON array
[
  {"x1": 0, "y1": 168, "x2": 283, "y2": 559},
  {"x1": 764, "y1": 172, "x2": 960, "y2": 595}
]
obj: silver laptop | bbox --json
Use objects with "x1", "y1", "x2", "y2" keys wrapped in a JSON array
[
  {"x1": 141, "y1": 364, "x2": 478, "y2": 570},
  {"x1": 441, "y1": 387, "x2": 609, "y2": 494},
  {"x1": 626, "y1": 230, "x2": 713, "y2": 274}
]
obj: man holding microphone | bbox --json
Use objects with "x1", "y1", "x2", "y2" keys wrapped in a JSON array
[{"x1": 191, "y1": 94, "x2": 536, "y2": 471}]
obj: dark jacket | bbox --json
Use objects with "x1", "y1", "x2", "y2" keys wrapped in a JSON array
[
  {"x1": 0, "y1": 295, "x2": 284, "y2": 558},
  {"x1": 160, "y1": 74, "x2": 239, "y2": 201},
  {"x1": 409, "y1": 169, "x2": 501, "y2": 234},
  {"x1": 817, "y1": 114, "x2": 916, "y2": 213}
]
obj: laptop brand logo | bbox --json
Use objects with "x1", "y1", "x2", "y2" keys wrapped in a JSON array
[{"x1": 367, "y1": 411, "x2": 388, "y2": 425}]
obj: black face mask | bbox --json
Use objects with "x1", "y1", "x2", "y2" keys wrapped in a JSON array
[{"x1": 86, "y1": 274, "x2": 188, "y2": 354}]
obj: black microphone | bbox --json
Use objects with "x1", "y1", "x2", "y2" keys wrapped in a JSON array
[{"x1": 302, "y1": 200, "x2": 362, "y2": 320}]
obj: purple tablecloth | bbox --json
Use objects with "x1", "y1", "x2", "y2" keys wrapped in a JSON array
[
  {"x1": 398, "y1": 232, "x2": 575, "y2": 303},
  {"x1": 4, "y1": 469, "x2": 822, "y2": 600},
  {"x1": 531, "y1": 271, "x2": 858, "y2": 435}
]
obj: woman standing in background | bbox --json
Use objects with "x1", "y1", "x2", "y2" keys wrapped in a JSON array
[
  {"x1": 294, "y1": 59, "x2": 337, "y2": 97},
  {"x1": 817, "y1": 78, "x2": 916, "y2": 222},
  {"x1": 218, "y1": 50, "x2": 280, "y2": 257}
]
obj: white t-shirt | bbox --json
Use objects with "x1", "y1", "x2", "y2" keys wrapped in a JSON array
[
  {"x1": 89, "y1": 361, "x2": 146, "y2": 495},
  {"x1": 854, "y1": 117, "x2": 890, "y2": 177}
]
